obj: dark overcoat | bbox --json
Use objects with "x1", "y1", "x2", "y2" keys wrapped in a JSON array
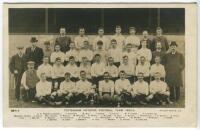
[{"x1": 162, "y1": 52, "x2": 185, "y2": 87}]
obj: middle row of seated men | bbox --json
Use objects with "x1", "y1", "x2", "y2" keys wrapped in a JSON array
[{"x1": 35, "y1": 52, "x2": 165, "y2": 86}]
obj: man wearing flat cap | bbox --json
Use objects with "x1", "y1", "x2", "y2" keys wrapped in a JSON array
[
  {"x1": 25, "y1": 37, "x2": 44, "y2": 69},
  {"x1": 21, "y1": 61, "x2": 40, "y2": 102},
  {"x1": 152, "y1": 27, "x2": 169, "y2": 52},
  {"x1": 9, "y1": 46, "x2": 26, "y2": 101},
  {"x1": 162, "y1": 41, "x2": 184, "y2": 102}
]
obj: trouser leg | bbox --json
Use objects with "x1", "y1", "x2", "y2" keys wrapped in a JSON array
[
  {"x1": 169, "y1": 85, "x2": 176, "y2": 101},
  {"x1": 21, "y1": 88, "x2": 28, "y2": 102},
  {"x1": 14, "y1": 75, "x2": 20, "y2": 100},
  {"x1": 175, "y1": 86, "x2": 180, "y2": 101},
  {"x1": 134, "y1": 94, "x2": 146, "y2": 103},
  {"x1": 28, "y1": 88, "x2": 36, "y2": 101}
]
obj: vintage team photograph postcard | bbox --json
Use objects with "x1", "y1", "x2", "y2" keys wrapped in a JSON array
[{"x1": 3, "y1": 3, "x2": 197, "y2": 127}]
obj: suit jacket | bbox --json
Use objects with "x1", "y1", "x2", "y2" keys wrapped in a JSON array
[
  {"x1": 151, "y1": 50, "x2": 166, "y2": 64},
  {"x1": 152, "y1": 35, "x2": 169, "y2": 52},
  {"x1": 9, "y1": 54, "x2": 26, "y2": 74},
  {"x1": 55, "y1": 36, "x2": 71, "y2": 53},
  {"x1": 25, "y1": 46, "x2": 44, "y2": 68}
]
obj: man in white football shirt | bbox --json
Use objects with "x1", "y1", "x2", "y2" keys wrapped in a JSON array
[
  {"x1": 74, "y1": 27, "x2": 89, "y2": 50},
  {"x1": 132, "y1": 72, "x2": 149, "y2": 105},
  {"x1": 93, "y1": 27, "x2": 109, "y2": 50},
  {"x1": 107, "y1": 39, "x2": 122, "y2": 67},
  {"x1": 74, "y1": 70, "x2": 96, "y2": 105},
  {"x1": 56, "y1": 72, "x2": 76, "y2": 105},
  {"x1": 147, "y1": 72, "x2": 170, "y2": 105},
  {"x1": 98, "y1": 72, "x2": 115, "y2": 106},
  {"x1": 111, "y1": 25, "x2": 125, "y2": 50},
  {"x1": 37, "y1": 56, "x2": 53, "y2": 81},
  {"x1": 35, "y1": 73, "x2": 52, "y2": 104},
  {"x1": 114, "y1": 71, "x2": 132, "y2": 106},
  {"x1": 125, "y1": 27, "x2": 140, "y2": 48}
]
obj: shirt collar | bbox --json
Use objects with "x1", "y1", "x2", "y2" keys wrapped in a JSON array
[
  {"x1": 171, "y1": 51, "x2": 176, "y2": 55},
  {"x1": 18, "y1": 53, "x2": 23, "y2": 57}
]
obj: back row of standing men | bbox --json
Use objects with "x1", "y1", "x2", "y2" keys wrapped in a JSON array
[{"x1": 9, "y1": 26, "x2": 184, "y2": 104}]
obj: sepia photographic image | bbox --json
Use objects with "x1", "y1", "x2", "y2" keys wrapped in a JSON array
[{"x1": 3, "y1": 3, "x2": 197, "y2": 127}]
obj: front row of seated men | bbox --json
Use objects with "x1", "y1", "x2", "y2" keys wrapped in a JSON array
[{"x1": 21, "y1": 60, "x2": 171, "y2": 107}]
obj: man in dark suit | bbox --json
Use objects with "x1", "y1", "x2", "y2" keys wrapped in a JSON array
[
  {"x1": 9, "y1": 46, "x2": 26, "y2": 101},
  {"x1": 55, "y1": 27, "x2": 71, "y2": 53},
  {"x1": 152, "y1": 27, "x2": 169, "y2": 52},
  {"x1": 25, "y1": 37, "x2": 44, "y2": 69},
  {"x1": 162, "y1": 41, "x2": 184, "y2": 102}
]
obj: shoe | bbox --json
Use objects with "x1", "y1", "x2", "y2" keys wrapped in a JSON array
[
  {"x1": 55, "y1": 102, "x2": 62, "y2": 106},
  {"x1": 65, "y1": 101, "x2": 69, "y2": 106},
  {"x1": 140, "y1": 101, "x2": 147, "y2": 105},
  {"x1": 49, "y1": 102, "x2": 56, "y2": 106},
  {"x1": 42, "y1": 102, "x2": 46, "y2": 105},
  {"x1": 117, "y1": 103, "x2": 120, "y2": 107},
  {"x1": 156, "y1": 102, "x2": 160, "y2": 105},
  {"x1": 168, "y1": 101, "x2": 173, "y2": 104},
  {"x1": 31, "y1": 100, "x2": 37, "y2": 103},
  {"x1": 125, "y1": 101, "x2": 132, "y2": 106},
  {"x1": 76, "y1": 100, "x2": 82, "y2": 105}
]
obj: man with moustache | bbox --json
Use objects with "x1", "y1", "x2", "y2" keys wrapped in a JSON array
[
  {"x1": 152, "y1": 27, "x2": 169, "y2": 52},
  {"x1": 162, "y1": 41, "x2": 184, "y2": 102}
]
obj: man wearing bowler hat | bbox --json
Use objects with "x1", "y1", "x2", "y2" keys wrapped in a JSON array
[
  {"x1": 162, "y1": 41, "x2": 184, "y2": 102},
  {"x1": 9, "y1": 45, "x2": 26, "y2": 101},
  {"x1": 25, "y1": 37, "x2": 44, "y2": 69}
]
